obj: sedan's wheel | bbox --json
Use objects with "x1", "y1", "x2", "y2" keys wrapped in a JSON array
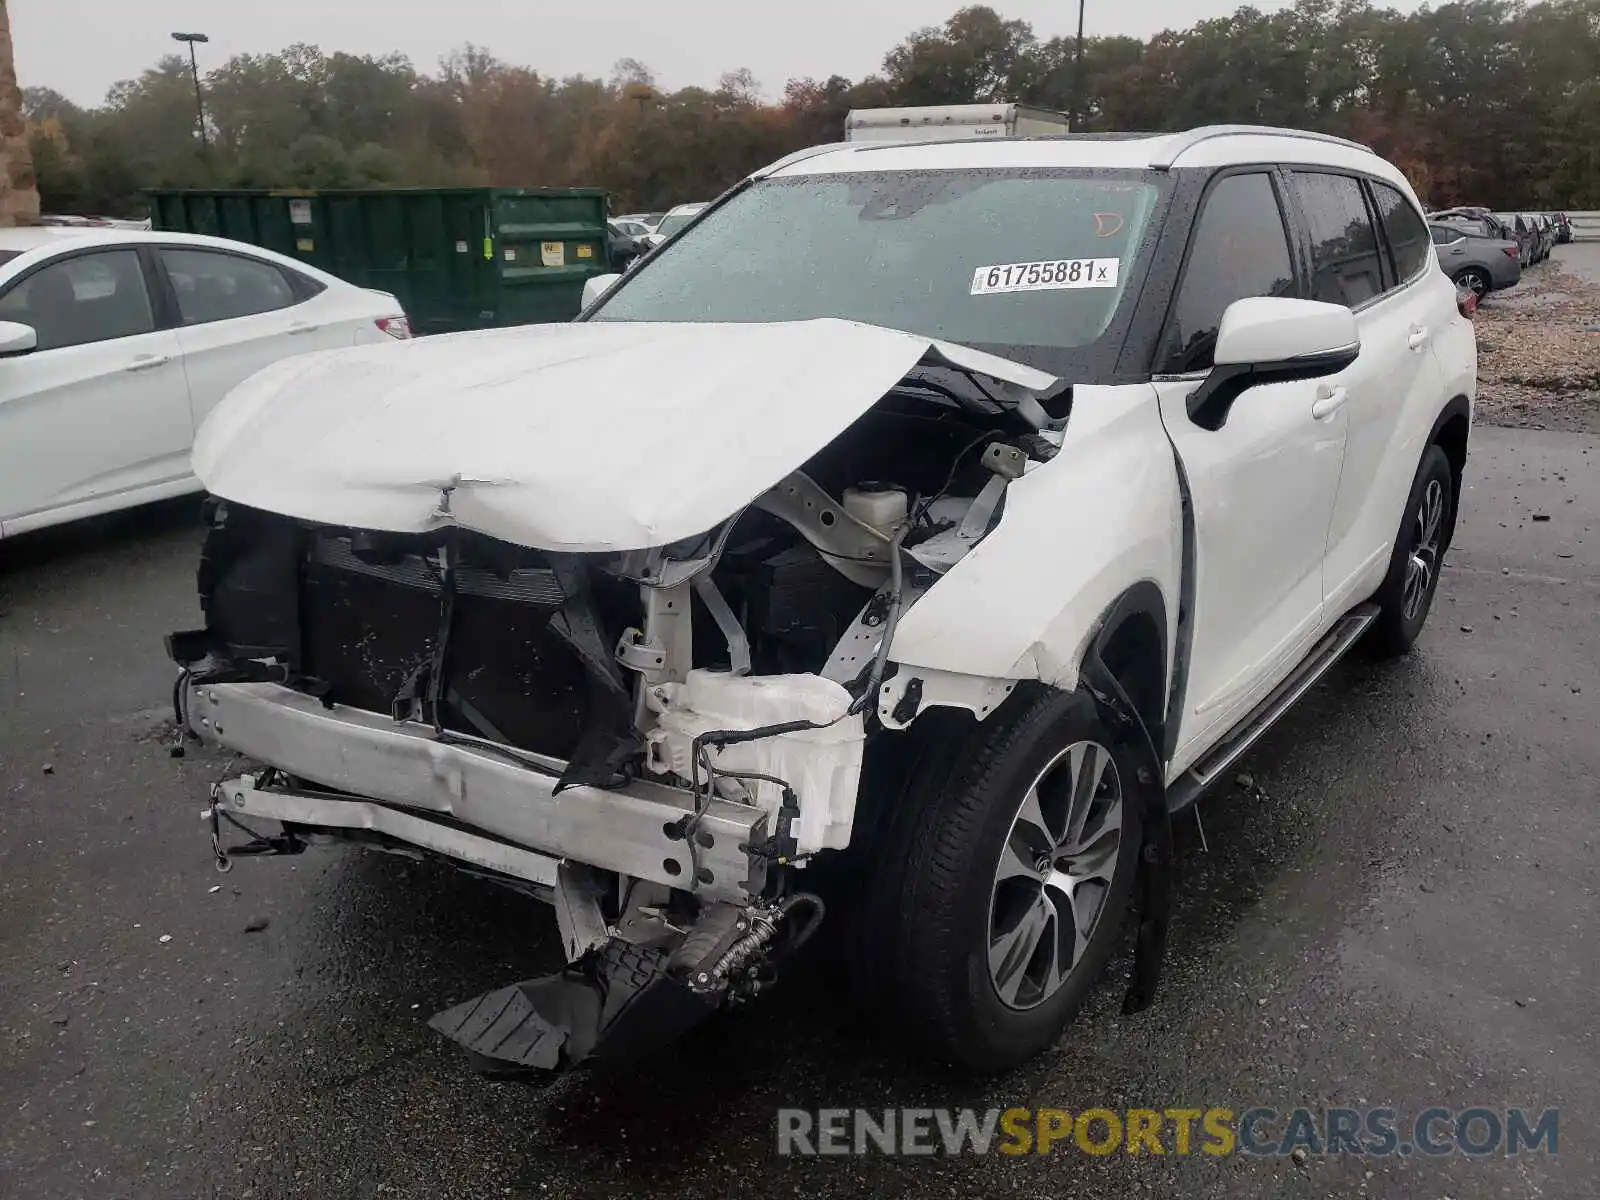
[
  {"x1": 1371, "y1": 443, "x2": 1455, "y2": 655},
  {"x1": 1454, "y1": 268, "x2": 1491, "y2": 299},
  {"x1": 856, "y1": 688, "x2": 1147, "y2": 1071},
  {"x1": 989, "y1": 741, "x2": 1123, "y2": 1010}
]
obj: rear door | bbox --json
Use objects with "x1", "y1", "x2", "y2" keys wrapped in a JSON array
[
  {"x1": 1292, "y1": 173, "x2": 1451, "y2": 615},
  {"x1": 1153, "y1": 170, "x2": 1353, "y2": 770},
  {"x1": 0, "y1": 247, "x2": 191, "y2": 530},
  {"x1": 155, "y1": 246, "x2": 362, "y2": 431}
]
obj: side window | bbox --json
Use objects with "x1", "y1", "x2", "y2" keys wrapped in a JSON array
[
  {"x1": 159, "y1": 249, "x2": 298, "y2": 325},
  {"x1": 1430, "y1": 227, "x2": 1460, "y2": 246},
  {"x1": 1165, "y1": 172, "x2": 1297, "y2": 373},
  {"x1": 285, "y1": 267, "x2": 327, "y2": 301},
  {"x1": 1293, "y1": 172, "x2": 1385, "y2": 307},
  {"x1": 0, "y1": 250, "x2": 155, "y2": 351},
  {"x1": 1370, "y1": 183, "x2": 1430, "y2": 283}
]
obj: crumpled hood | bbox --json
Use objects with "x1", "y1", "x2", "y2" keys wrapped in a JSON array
[{"x1": 192, "y1": 318, "x2": 1056, "y2": 552}]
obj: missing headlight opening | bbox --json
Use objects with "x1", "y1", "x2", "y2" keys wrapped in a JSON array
[{"x1": 169, "y1": 362, "x2": 1062, "y2": 1081}]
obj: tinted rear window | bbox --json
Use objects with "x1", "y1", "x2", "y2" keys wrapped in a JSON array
[
  {"x1": 1294, "y1": 172, "x2": 1384, "y2": 307},
  {"x1": 1370, "y1": 183, "x2": 1431, "y2": 283}
]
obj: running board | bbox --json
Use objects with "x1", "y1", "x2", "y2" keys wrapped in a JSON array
[{"x1": 1167, "y1": 603, "x2": 1378, "y2": 811}]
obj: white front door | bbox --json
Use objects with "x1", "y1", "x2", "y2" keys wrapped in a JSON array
[
  {"x1": 1150, "y1": 171, "x2": 1350, "y2": 771},
  {"x1": 154, "y1": 247, "x2": 357, "y2": 430},
  {"x1": 0, "y1": 248, "x2": 192, "y2": 531}
]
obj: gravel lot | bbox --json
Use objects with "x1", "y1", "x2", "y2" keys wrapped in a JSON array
[
  {"x1": 1474, "y1": 242, "x2": 1600, "y2": 433},
  {"x1": 2, "y1": 253, "x2": 1598, "y2": 1199}
]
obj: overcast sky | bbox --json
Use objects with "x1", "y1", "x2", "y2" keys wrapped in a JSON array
[{"x1": 15, "y1": 0, "x2": 1430, "y2": 107}]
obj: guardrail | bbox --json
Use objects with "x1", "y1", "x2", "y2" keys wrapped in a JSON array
[{"x1": 1569, "y1": 211, "x2": 1600, "y2": 241}]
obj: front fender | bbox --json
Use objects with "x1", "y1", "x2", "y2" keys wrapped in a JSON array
[{"x1": 888, "y1": 385, "x2": 1183, "y2": 694}]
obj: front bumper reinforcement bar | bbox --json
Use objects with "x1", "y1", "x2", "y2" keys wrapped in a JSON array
[{"x1": 186, "y1": 682, "x2": 768, "y2": 902}]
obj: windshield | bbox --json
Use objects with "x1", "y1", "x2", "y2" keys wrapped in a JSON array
[
  {"x1": 654, "y1": 209, "x2": 701, "y2": 238},
  {"x1": 593, "y1": 170, "x2": 1163, "y2": 373}
]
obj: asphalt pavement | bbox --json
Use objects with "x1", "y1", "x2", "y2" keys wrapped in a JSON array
[{"x1": 3, "y1": 269, "x2": 1597, "y2": 1198}]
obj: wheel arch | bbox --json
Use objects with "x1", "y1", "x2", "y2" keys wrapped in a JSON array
[
  {"x1": 1428, "y1": 394, "x2": 1472, "y2": 552},
  {"x1": 1086, "y1": 580, "x2": 1170, "y2": 754},
  {"x1": 879, "y1": 580, "x2": 1170, "y2": 743}
]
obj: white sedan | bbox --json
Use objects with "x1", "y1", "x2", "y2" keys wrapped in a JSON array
[{"x1": 0, "y1": 227, "x2": 410, "y2": 539}]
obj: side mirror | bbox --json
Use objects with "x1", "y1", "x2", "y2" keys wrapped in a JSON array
[
  {"x1": 581, "y1": 273, "x2": 623, "y2": 309},
  {"x1": 1190, "y1": 297, "x2": 1359, "y2": 431},
  {"x1": 0, "y1": 320, "x2": 38, "y2": 357}
]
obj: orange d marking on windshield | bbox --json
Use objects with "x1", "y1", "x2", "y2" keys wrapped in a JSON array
[{"x1": 1094, "y1": 213, "x2": 1125, "y2": 238}]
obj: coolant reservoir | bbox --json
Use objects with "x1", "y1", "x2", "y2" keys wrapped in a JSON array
[{"x1": 842, "y1": 484, "x2": 908, "y2": 533}]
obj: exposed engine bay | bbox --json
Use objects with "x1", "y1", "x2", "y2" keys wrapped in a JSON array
[{"x1": 170, "y1": 360, "x2": 1068, "y2": 1079}]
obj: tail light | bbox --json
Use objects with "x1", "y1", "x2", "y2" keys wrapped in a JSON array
[
  {"x1": 1502, "y1": 247, "x2": 1520, "y2": 260},
  {"x1": 376, "y1": 317, "x2": 412, "y2": 340},
  {"x1": 1458, "y1": 290, "x2": 1478, "y2": 319}
]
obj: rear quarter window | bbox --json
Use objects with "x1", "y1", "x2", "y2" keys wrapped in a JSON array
[{"x1": 1370, "y1": 183, "x2": 1431, "y2": 283}]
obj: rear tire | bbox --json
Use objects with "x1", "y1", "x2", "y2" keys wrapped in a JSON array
[
  {"x1": 857, "y1": 688, "x2": 1146, "y2": 1071},
  {"x1": 1371, "y1": 444, "x2": 1454, "y2": 656},
  {"x1": 1453, "y1": 268, "x2": 1491, "y2": 299}
]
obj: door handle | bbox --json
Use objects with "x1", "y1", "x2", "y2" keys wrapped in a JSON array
[
  {"x1": 1408, "y1": 327, "x2": 1431, "y2": 351},
  {"x1": 124, "y1": 354, "x2": 172, "y2": 372},
  {"x1": 1311, "y1": 384, "x2": 1349, "y2": 420},
  {"x1": 287, "y1": 322, "x2": 318, "y2": 335}
]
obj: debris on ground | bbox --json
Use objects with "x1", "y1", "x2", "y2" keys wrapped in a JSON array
[
  {"x1": 243, "y1": 916, "x2": 270, "y2": 934},
  {"x1": 1475, "y1": 259, "x2": 1600, "y2": 434}
]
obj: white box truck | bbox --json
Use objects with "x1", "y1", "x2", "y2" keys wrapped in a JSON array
[{"x1": 843, "y1": 103, "x2": 1073, "y2": 143}]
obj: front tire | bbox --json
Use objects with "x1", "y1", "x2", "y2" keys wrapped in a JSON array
[
  {"x1": 1371, "y1": 444, "x2": 1454, "y2": 655},
  {"x1": 861, "y1": 688, "x2": 1145, "y2": 1071}
]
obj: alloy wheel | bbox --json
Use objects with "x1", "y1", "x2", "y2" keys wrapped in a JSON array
[
  {"x1": 1403, "y1": 478, "x2": 1446, "y2": 622},
  {"x1": 987, "y1": 740, "x2": 1124, "y2": 1010}
]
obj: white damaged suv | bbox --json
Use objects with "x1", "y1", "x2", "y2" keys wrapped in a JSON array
[{"x1": 169, "y1": 126, "x2": 1474, "y2": 1077}]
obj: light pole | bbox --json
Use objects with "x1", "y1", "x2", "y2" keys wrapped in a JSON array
[
  {"x1": 171, "y1": 32, "x2": 209, "y2": 151},
  {"x1": 1071, "y1": 0, "x2": 1087, "y2": 132}
]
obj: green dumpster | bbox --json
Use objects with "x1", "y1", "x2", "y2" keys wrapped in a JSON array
[{"x1": 146, "y1": 187, "x2": 610, "y2": 335}]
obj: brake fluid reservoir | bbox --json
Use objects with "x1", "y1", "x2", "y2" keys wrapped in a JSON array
[{"x1": 842, "y1": 484, "x2": 909, "y2": 533}]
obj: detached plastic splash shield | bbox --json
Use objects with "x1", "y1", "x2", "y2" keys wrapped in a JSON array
[{"x1": 428, "y1": 940, "x2": 718, "y2": 1082}]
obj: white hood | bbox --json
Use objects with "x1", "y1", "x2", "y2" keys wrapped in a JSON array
[{"x1": 192, "y1": 318, "x2": 1055, "y2": 552}]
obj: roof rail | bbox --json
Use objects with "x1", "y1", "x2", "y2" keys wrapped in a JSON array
[
  {"x1": 749, "y1": 142, "x2": 850, "y2": 179},
  {"x1": 1150, "y1": 125, "x2": 1374, "y2": 169}
]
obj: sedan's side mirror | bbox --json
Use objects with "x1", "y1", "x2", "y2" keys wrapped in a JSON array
[
  {"x1": 581, "y1": 273, "x2": 623, "y2": 310},
  {"x1": 1189, "y1": 297, "x2": 1360, "y2": 430},
  {"x1": 0, "y1": 320, "x2": 38, "y2": 358}
]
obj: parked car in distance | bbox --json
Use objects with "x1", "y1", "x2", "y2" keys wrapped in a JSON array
[
  {"x1": 1522, "y1": 214, "x2": 1555, "y2": 263},
  {"x1": 1478, "y1": 214, "x2": 1529, "y2": 267},
  {"x1": 1539, "y1": 215, "x2": 1559, "y2": 256},
  {"x1": 1552, "y1": 212, "x2": 1573, "y2": 244},
  {"x1": 0, "y1": 227, "x2": 410, "y2": 540},
  {"x1": 174, "y1": 125, "x2": 1475, "y2": 1080},
  {"x1": 1434, "y1": 208, "x2": 1515, "y2": 243},
  {"x1": 605, "y1": 221, "x2": 651, "y2": 272},
  {"x1": 642, "y1": 202, "x2": 710, "y2": 248},
  {"x1": 1430, "y1": 222, "x2": 1521, "y2": 298}
]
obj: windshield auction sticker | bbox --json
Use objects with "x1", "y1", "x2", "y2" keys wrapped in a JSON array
[{"x1": 971, "y1": 258, "x2": 1120, "y2": 295}]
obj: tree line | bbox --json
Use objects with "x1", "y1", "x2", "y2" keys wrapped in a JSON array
[{"x1": 24, "y1": 0, "x2": 1600, "y2": 218}]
